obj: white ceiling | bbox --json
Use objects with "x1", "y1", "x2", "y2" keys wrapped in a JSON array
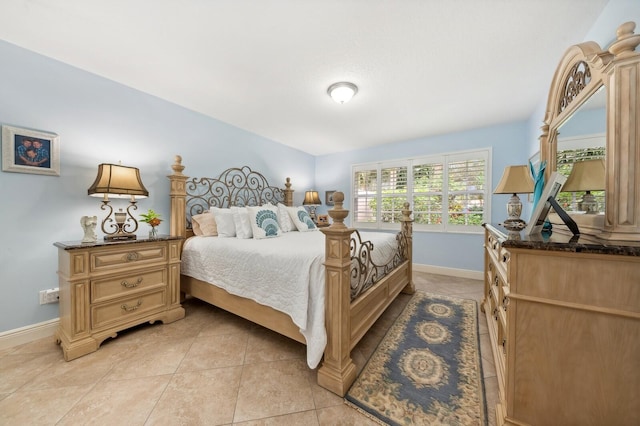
[{"x1": 0, "y1": 0, "x2": 610, "y2": 156}]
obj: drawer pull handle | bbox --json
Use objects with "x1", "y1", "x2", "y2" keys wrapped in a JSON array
[
  {"x1": 121, "y1": 278, "x2": 143, "y2": 288},
  {"x1": 126, "y1": 252, "x2": 139, "y2": 262},
  {"x1": 121, "y1": 300, "x2": 142, "y2": 312}
]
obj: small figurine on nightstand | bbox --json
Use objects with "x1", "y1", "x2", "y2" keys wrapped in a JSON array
[{"x1": 80, "y1": 215, "x2": 98, "y2": 243}]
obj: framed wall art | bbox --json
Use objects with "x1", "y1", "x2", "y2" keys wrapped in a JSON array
[
  {"x1": 325, "y1": 190, "x2": 336, "y2": 206},
  {"x1": 2, "y1": 125, "x2": 60, "y2": 176}
]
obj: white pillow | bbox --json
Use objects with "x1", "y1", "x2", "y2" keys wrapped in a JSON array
[
  {"x1": 233, "y1": 207, "x2": 253, "y2": 239},
  {"x1": 247, "y1": 205, "x2": 282, "y2": 239},
  {"x1": 211, "y1": 207, "x2": 236, "y2": 238},
  {"x1": 192, "y1": 211, "x2": 217, "y2": 236},
  {"x1": 276, "y1": 203, "x2": 295, "y2": 232},
  {"x1": 287, "y1": 206, "x2": 318, "y2": 232}
]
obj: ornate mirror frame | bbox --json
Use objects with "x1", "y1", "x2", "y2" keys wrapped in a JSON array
[{"x1": 540, "y1": 21, "x2": 640, "y2": 241}]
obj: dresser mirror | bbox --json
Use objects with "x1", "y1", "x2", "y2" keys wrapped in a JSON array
[
  {"x1": 539, "y1": 21, "x2": 639, "y2": 241},
  {"x1": 555, "y1": 86, "x2": 606, "y2": 214}
]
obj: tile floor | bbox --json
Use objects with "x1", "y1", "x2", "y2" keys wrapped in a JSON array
[{"x1": 0, "y1": 272, "x2": 498, "y2": 425}]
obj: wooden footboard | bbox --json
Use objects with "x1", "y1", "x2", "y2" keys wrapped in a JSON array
[
  {"x1": 317, "y1": 191, "x2": 414, "y2": 395},
  {"x1": 168, "y1": 155, "x2": 413, "y2": 396}
]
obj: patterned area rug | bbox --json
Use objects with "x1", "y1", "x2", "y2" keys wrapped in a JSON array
[{"x1": 345, "y1": 292, "x2": 487, "y2": 425}]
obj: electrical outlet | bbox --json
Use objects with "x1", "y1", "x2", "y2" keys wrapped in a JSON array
[{"x1": 39, "y1": 288, "x2": 59, "y2": 304}]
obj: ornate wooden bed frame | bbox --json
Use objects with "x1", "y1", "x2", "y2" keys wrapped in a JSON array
[{"x1": 168, "y1": 155, "x2": 414, "y2": 396}]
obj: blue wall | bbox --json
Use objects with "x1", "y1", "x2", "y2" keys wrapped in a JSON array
[
  {"x1": 314, "y1": 121, "x2": 529, "y2": 272},
  {"x1": 0, "y1": 40, "x2": 314, "y2": 332},
  {"x1": 1, "y1": 0, "x2": 638, "y2": 333}
]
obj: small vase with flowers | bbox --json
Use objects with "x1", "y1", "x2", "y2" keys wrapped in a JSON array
[{"x1": 140, "y1": 209, "x2": 162, "y2": 239}]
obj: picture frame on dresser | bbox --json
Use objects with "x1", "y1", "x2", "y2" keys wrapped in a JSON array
[
  {"x1": 317, "y1": 214, "x2": 329, "y2": 226},
  {"x1": 2, "y1": 125, "x2": 60, "y2": 176},
  {"x1": 524, "y1": 171, "x2": 566, "y2": 235}
]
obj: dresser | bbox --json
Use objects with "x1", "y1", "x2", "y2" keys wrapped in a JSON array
[
  {"x1": 483, "y1": 224, "x2": 640, "y2": 426},
  {"x1": 54, "y1": 236, "x2": 185, "y2": 361}
]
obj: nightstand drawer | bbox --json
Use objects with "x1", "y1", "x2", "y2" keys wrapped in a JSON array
[
  {"x1": 90, "y1": 244, "x2": 167, "y2": 272},
  {"x1": 91, "y1": 289, "x2": 166, "y2": 329},
  {"x1": 91, "y1": 268, "x2": 167, "y2": 303}
]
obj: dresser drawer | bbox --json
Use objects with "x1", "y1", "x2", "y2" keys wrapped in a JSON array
[
  {"x1": 91, "y1": 290, "x2": 166, "y2": 329},
  {"x1": 91, "y1": 268, "x2": 167, "y2": 303},
  {"x1": 90, "y1": 244, "x2": 167, "y2": 273}
]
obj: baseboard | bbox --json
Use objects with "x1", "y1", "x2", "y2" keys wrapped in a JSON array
[
  {"x1": 413, "y1": 263, "x2": 483, "y2": 281},
  {"x1": 0, "y1": 263, "x2": 479, "y2": 351},
  {"x1": 0, "y1": 318, "x2": 59, "y2": 351}
]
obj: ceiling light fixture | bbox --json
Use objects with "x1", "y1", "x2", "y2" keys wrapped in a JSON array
[{"x1": 327, "y1": 82, "x2": 358, "y2": 104}]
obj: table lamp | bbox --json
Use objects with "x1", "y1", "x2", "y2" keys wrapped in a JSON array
[
  {"x1": 88, "y1": 163, "x2": 149, "y2": 240},
  {"x1": 561, "y1": 159, "x2": 605, "y2": 214},
  {"x1": 302, "y1": 190, "x2": 322, "y2": 223},
  {"x1": 494, "y1": 165, "x2": 534, "y2": 231}
]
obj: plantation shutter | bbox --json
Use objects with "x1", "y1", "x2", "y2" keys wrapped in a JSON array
[
  {"x1": 353, "y1": 168, "x2": 378, "y2": 223},
  {"x1": 412, "y1": 161, "x2": 444, "y2": 228},
  {"x1": 447, "y1": 157, "x2": 486, "y2": 227},
  {"x1": 380, "y1": 166, "x2": 408, "y2": 224}
]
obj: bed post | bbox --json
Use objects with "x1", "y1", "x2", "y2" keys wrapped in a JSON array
[
  {"x1": 168, "y1": 155, "x2": 188, "y2": 238},
  {"x1": 401, "y1": 201, "x2": 415, "y2": 294},
  {"x1": 317, "y1": 191, "x2": 357, "y2": 396},
  {"x1": 283, "y1": 177, "x2": 294, "y2": 207}
]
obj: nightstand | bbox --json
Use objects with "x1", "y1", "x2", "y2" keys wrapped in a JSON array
[{"x1": 54, "y1": 236, "x2": 185, "y2": 361}]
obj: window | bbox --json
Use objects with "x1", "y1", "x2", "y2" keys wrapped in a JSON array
[{"x1": 352, "y1": 149, "x2": 490, "y2": 232}]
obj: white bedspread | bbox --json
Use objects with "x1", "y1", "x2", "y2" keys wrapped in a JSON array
[{"x1": 180, "y1": 230, "x2": 398, "y2": 368}]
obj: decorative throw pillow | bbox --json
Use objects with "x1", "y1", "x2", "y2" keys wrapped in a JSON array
[
  {"x1": 211, "y1": 207, "x2": 236, "y2": 238},
  {"x1": 287, "y1": 206, "x2": 317, "y2": 232},
  {"x1": 276, "y1": 203, "x2": 296, "y2": 232},
  {"x1": 233, "y1": 207, "x2": 253, "y2": 239},
  {"x1": 247, "y1": 205, "x2": 282, "y2": 239},
  {"x1": 192, "y1": 211, "x2": 217, "y2": 236}
]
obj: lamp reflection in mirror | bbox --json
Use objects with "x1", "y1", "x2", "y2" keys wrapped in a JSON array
[
  {"x1": 302, "y1": 190, "x2": 322, "y2": 223},
  {"x1": 494, "y1": 165, "x2": 535, "y2": 231},
  {"x1": 562, "y1": 159, "x2": 605, "y2": 214},
  {"x1": 88, "y1": 163, "x2": 149, "y2": 241}
]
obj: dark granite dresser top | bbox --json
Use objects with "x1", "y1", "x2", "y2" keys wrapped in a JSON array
[
  {"x1": 54, "y1": 235, "x2": 184, "y2": 250},
  {"x1": 483, "y1": 223, "x2": 640, "y2": 257}
]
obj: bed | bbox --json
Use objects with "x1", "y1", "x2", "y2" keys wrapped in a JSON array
[{"x1": 168, "y1": 156, "x2": 414, "y2": 396}]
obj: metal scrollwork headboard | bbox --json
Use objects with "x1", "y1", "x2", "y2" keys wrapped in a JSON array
[{"x1": 185, "y1": 166, "x2": 287, "y2": 227}]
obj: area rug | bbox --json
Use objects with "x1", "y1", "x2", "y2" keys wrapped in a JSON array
[{"x1": 345, "y1": 292, "x2": 487, "y2": 425}]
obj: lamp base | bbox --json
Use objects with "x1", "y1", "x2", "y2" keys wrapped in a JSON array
[
  {"x1": 104, "y1": 233, "x2": 137, "y2": 241},
  {"x1": 307, "y1": 206, "x2": 318, "y2": 224},
  {"x1": 578, "y1": 192, "x2": 599, "y2": 214},
  {"x1": 500, "y1": 218, "x2": 527, "y2": 232}
]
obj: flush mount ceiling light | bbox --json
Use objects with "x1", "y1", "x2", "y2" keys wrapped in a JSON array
[{"x1": 327, "y1": 82, "x2": 358, "y2": 104}]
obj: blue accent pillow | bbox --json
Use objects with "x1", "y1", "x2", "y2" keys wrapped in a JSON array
[
  {"x1": 247, "y1": 205, "x2": 282, "y2": 239},
  {"x1": 287, "y1": 206, "x2": 318, "y2": 232}
]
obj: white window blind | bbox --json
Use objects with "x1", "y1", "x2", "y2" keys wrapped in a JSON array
[
  {"x1": 353, "y1": 168, "x2": 377, "y2": 223},
  {"x1": 447, "y1": 157, "x2": 486, "y2": 228},
  {"x1": 352, "y1": 149, "x2": 490, "y2": 232}
]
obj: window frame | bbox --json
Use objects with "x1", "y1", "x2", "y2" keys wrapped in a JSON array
[{"x1": 352, "y1": 148, "x2": 491, "y2": 233}]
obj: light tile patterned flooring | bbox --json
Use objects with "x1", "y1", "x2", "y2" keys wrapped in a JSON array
[{"x1": 0, "y1": 272, "x2": 498, "y2": 425}]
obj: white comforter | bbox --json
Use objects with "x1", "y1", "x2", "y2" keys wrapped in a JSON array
[{"x1": 180, "y1": 230, "x2": 398, "y2": 368}]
